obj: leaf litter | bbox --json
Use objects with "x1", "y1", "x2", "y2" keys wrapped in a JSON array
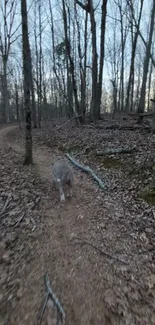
[{"x1": 1, "y1": 119, "x2": 155, "y2": 324}]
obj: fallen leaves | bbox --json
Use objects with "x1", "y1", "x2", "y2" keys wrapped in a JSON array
[
  {"x1": 0, "y1": 145, "x2": 44, "y2": 319},
  {"x1": 2, "y1": 119, "x2": 155, "y2": 324}
]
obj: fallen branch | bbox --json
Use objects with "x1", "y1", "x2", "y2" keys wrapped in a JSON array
[
  {"x1": 96, "y1": 147, "x2": 136, "y2": 156},
  {"x1": 57, "y1": 114, "x2": 83, "y2": 130},
  {"x1": 95, "y1": 124, "x2": 151, "y2": 131},
  {"x1": 66, "y1": 153, "x2": 104, "y2": 190},
  {"x1": 110, "y1": 125, "x2": 151, "y2": 131},
  {"x1": 0, "y1": 196, "x2": 11, "y2": 216},
  {"x1": 38, "y1": 273, "x2": 65, "y2": 325},
  {"x1": 74, "y1": 238, "x2": 128, "y2": 265},
  {"x1": 45, "y1": 274, "x2": 65, "y2": 321},
  {"x1": 39, "y1": 293, "x2": 49, "y2": 325},
  {"x1": 128, "y1": 112, "x2": 154, "y2": 117},
  {"x1": 13, "y1": 212, "x2": 25, "y2": 227},
  {"x1": 30, "y1": 217, "x2": 36, "y2": 231}
]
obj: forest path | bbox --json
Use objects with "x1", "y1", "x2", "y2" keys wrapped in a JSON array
[
  {"x1": 0, "y1": 124, "x2": 54, "y2": 181},
  {"x1": 0, "y1": 125, "x2": 154, "y2": 325},
  {"x1": 1, "y1": 124, "x2": 112, "y2": 325}
]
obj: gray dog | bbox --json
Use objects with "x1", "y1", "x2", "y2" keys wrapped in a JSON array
[{"x1": 52, "y1": 159, "x2": 74, "y2": 202}]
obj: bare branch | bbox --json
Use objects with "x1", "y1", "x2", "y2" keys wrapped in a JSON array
[{"x1": 76, "y1": 0, "x2": 91, "y2": 12}]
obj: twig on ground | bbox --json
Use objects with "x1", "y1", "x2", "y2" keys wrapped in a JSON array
[
  {"x1": 30, "y1": 217, "x2": 36, "y2": 231},
  {"x1": 66, "y1": 153, "x2": 104, "y2": 190},
  {"x1": 38, "y1": 273, "x2": 65, "y2": 325},
  {"x1": 13, "y1": 212, "x2": 25, "y2": 227},
  {"x1": 39, "y1": 293, "x2": 49, "y2": 325},
  {"x1": 45, "y1": 274, "x2": 65, "y2": 323},
  {"x1": 0, "y1": 196, "x2": 11, "y2": 215},
  {"x1": 74, "y1": 238, "x2": 128, "y2": 265}
]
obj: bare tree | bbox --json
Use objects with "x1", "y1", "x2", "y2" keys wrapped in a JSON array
[
  {"x1": 114, "y1": 0, "x2": 128, "y2": 112},
  {"x1": 76, "y1": 0, "x2": 108, "y2": 121},
  {"x1": 96, "y1": 0, "x2": 108, "y2": 118},
  {"x1": 138, "y1": 0, "x2": 155, "y2": 115},
  {"x1": 106, "y1": 10, "x2": 120, "y2": 117},
  {"x1": 0, "y1": 0, "x2": 19, "y2": 123},
  {"x1": 15, "y1": 81, "x2": 21, "y2": 129},
  {"x1": 62, "y1": 0, "x2": 82, "y2": 121},
  {"x1": 38, "y1": 0, "x2": 42, "y2": 127},
  {"x1": 74, "y1": 2, "x2": 88, "y2": 118},
  {"x1": 125, "y1": 0, "x2": 144, "y2": 112},
  {"x1": 21, "y1": 0, "x2": 32, "y2": 164},
  {"x1": 48, "y1": 0, "x2": 74, "y2": 118}
]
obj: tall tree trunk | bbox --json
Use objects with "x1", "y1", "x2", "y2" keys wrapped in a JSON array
[
  {"x1": 66, "y1": 5, "x2": 74, "y2": 118},
  {"x1": 96, "y1": 0, "x2": 108, "y2": 118},
  {"x1": 111, "y1": 80, "x2": 117, "y2": 118},
  {"x1": 125, "y1": 0, "x2": 144, "y2": 111},
  {"x1": 76, "y1": 0, "x2": 108, "y2": 121},
  {"x1": 31, "y1": 74, "x2": 37, "y2": 128},
  {"x1": 28, "y1": 8, "x2": 37, "y2": 128},
  {"x1": 21, "y1": 0, "x2": 32, "y2": 165},
  {"x1": 38, "y1": 0, "x2": 42, "y2": 127},
  {"x1": 147, "y1": 59, "x2": 153, "y2": 111},
  {"x1": 15, "y1": 82, "x2": 21, "y2": 129},
  {"x1": 120, "y1": 30, "x2": 125, "y2": 112},
  {"x1": 3, "y1": 58, "x2": 10, "y2": 123},
  {"x1": 89, "y1": 0, "x2": 98, "y2": 121},
  {"x1": 134, "y1": 63, "x2": 141, "y2": 111},
  {"x1": 34, "y1": 0, "x2": 39, "y2": 126},
  {"x1": 118, "y1": 2, "x2": 127, "y2": 112},
  {"x1": 75, "y1": 2, "x2": 88, "y2": 119},
  {"x1": 62, "y1": 0, "x2": 82, "y2": 121},
  {"x1": 138, "y1": 0, "x2": 155, "y2": 114},
  {"x1": 0, "y1": 0, "x2": 18, "y2": 123},
  {"x1": 82, "y1": 10, "x2": 88, "y2": 117}
]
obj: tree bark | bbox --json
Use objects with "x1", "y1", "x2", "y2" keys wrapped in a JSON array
[
  {"x1": 3, "y1": 58, "x2": 10, "y2": 123},
  {"x1": 96, "y1": 0, "x2": 108, "y2": 118},
  {"x1": 38, "y1": 0, "x2": 42, "y2": 127},
  {"x1": 138, "y1": 0, "x2": 155, "y2": 114},
  {"x1": 21, "y1": 0, "x2": 33, "y2": 165},
  {"x1": 62, "y1": 0, "x2": 82, "y2": 121},
  {"x1": 76, "y1": 0, "x2": 108, "y2": 121},
  {"x1": 15, "y1": 82, "x2": 21, "y2": 129},
  {"x1": 75, "y1": 2, "x2": 88, "y2": 119},
  {"x1": 125, "y1": 0, "x2": 144, "y2": 112}
]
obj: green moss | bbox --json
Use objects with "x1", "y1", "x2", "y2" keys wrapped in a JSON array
[
  {"x1": 128, "y1": 167, "x2": 144, "y2": 178},
  {"x1": 97, "y1": 157, "x2": 123, "y2": 169},
  {"x1": 139, "y1": 187, "x2": 155, "y2": 205}
]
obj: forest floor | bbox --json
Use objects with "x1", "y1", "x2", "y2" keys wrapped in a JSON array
[{"x1": 1, "y1": 117, "x2": 155, "y2": 324}]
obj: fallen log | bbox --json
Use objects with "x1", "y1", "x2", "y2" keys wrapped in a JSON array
[
  {"x1": 96, "y1": 147, "x2": 136, "y2": 156},
  {"x1": 66, "y1": 153, "x2": 105, "y2": 189},
  {"x1": 128, "y1": 112, "x2": 154, "y2": 117},
  {"x1": 95, "y1": 124, "x2": 151, "y2": 131}
]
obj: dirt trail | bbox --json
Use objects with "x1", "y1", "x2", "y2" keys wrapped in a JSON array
[
  {"x1": 1, "y1": 125, "x2": 54, "y2": 180},
  {"x1": 1, "y1": 125, "x2": 155, "y2": 325}
]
